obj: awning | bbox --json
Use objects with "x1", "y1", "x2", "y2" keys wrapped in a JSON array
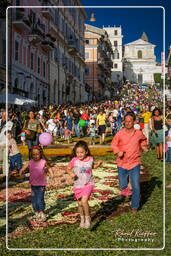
[{"x1": 0, "y1": 93, "x2": 37, "y2": 105}]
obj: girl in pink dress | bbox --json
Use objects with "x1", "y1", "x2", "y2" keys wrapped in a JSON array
[
  {"x1": 19, "y1": 146, "x2": 53, "y2": 222},
  {"x1": 67, "y1": 140, "x2": 102, "y2": 229}
]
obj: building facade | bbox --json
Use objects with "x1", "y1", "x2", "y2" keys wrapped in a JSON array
[
  {"x1": 84, "y1": 24, "x2": 113, "y2": 101},
  {"x1": 7, "y1": 0, "x2": 87, "y2": 107},
  {"x1": 103, "y1": 26, "x2": 123, "y2": 85},
  {"x1": 123, "y1": 33, "x2": 159, "y2": 84}
]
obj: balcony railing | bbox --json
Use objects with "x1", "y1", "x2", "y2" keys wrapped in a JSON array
[
  {"x1": 67, "y1": 39, "x2": 79, "y2": 55},
  {"x1": 13, "y1": 10, "x2": 31, "y2": 30},
  {"x1": 28, "y1": 34, "x2": 42, "y2": 44},
  {"x1": 41, "y1": 40, "x2": 54, "y2": 51},
  {"x1": 49, "y1": 21, "x2": 58, "y2": 37}
]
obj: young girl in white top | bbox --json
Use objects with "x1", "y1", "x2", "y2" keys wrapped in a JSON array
[{"x1": 67, "y1": 141, "x2": 102, "y2": 229}]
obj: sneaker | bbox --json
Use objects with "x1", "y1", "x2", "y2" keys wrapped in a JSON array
[
  {"x1": 131, "y1": 208, "x2": 138, "y2": 214},
  {"x1": 79, "y1": 216, "x2": 85, "y2": 228},
  {"x1": 84, "y1": 216, "x2": 91, "y2": 229},
  {"x1": 38, "y1": 213, "x2": 46, "y2": 222}
]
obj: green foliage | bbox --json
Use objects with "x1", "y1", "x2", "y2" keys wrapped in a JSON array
[{"x1": 154, "y1": 73, "x2": 163, "y2": 84}]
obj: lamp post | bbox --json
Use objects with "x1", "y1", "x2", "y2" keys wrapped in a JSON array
[{"x1": 89, "y1": 11, "x2": 96, "y2": 102}]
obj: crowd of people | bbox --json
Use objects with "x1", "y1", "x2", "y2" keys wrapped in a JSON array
[
  {"x1": 0, "y1": 82, "x2": 171, "y2": 226},
  {"x1": 0, "y1": 83, "x2": 170, "y2": 174}
]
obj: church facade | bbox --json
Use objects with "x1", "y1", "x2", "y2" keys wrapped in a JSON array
[{"x1": 123, "y1": 33, "x2": 161, "y2": 84}]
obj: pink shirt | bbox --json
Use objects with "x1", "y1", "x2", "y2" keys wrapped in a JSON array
[
  {"x1": 111, "y1": 128, "x2": 147, "y2": 170},
  {"x1": 29, "y1": 159, "x2": 47, "y2": 186},
  {"x1": 68, "y1": 156, "x2": 94, "y2": 188}
]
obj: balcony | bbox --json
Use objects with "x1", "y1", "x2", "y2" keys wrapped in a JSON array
[
  {"x1": 67, "y1": 39, "x2": 78, "y2": 55},
  {"x1": 28, "y1": 34, "x2": 42, "y2": 44},
  {"x1": 42, "y1": 7, "x2": 54, "y2": 20},
  {"x1": 41, "y1": 40, "x2": 54, "y2": 52},
  {"x1": 13, "y1": 11, "x2": 31, "y2": 31},
  {"x1": 36, "y1": 23, "x2": 45, "y2": 35},
  {"x1": 49, "y1": 21, "x2": 58, "y2": 37},
  {"x1": 28, "y1": 25, "x2": 45, "y2": 44}
]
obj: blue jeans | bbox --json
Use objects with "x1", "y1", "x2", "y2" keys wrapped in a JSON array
[
  {"x1": 31, "y1": 186, "x2": 45, "y2": 212},
  {"x1": 74, "y1": 123, "x2": 80, "y2": 137},
  {"x1": 118, "y1": 164, "x2": 140, "y2": 209},
  {"x1": 9, "y1": 153, "x2": 22, "y2": 171},
  {"x1": 166, "y1": 147, "x2": 171, "y2": 163}
]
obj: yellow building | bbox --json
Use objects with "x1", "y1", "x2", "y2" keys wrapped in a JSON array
[{"x1": 84, "y1": 24, "x2": 113, "y2": 101}]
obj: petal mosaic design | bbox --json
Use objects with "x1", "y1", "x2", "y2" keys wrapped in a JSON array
[{"x1": 0, "y1": 162, "x2": 120, "y2": 238}]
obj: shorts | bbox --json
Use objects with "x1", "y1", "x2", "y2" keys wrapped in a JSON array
[
  {"x1": 73, "y1": 184, "x2": 94, "y2": 200},
  {"x1": 98, "y1": 125, "x2": 106, "y2": 135}
]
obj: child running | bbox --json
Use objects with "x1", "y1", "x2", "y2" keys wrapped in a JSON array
[
  {"x1": 67, "y1": 140, "x2": 102, "y2": 229},
  {"x1": 19, "y1": 145, "x2": 53, "y2": 222}
]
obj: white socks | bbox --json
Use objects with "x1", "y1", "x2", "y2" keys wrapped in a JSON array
[{"x1": 80, "y1": 216, "x2": 85, "y2": 228}]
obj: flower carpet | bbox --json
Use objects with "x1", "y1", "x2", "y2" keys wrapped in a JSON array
[{"x1": 0, "y1": 161, "x2": 121, "y2": 239}]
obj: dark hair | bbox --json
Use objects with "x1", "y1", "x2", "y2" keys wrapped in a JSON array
[
  {"x1": 124, "y1": 112, "x2": 136, "y2": 121},
  {"x1": 30, "y1": 146, "x2": 48, "y2": 161},
  {"x1": 72, "y1": 140, "x2": 91, "y2": 157},
  {"x1": 5, "y1": 130, "x2": 13, "y2": 136},
  {"x1": 152, "y1": 108, "x2": 162, "y2": 116}
]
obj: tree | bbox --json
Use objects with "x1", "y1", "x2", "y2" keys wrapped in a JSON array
[{"x1": 154, "y1": 73, "x2": 163, "y2": 84}]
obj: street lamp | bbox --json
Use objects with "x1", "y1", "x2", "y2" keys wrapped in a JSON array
[{"x1": 90, "y1": 12, "x2": 96, "y2": 22}]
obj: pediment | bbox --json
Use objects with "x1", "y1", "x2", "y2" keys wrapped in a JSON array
[{"x1": 125, "y1": 39, "x2": 155, "y2": 46}]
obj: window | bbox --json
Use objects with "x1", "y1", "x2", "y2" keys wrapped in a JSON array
[
  {"x1": 85, "y1": 67, "x2": 89, "y2": 75},
  {"x1": 15, "y1": 41, "x2": 19, "y2": 61},
  {"x1": 114, "y1": 41, "x2": 118, "y2": 47},
  {"x1": 114, "y1": 30, "x2": 118, "y2": 35},
  {"x1": 138, "y1": 50, "x2": 142, "y2": 59},
  {"x1": 85, "y1": 52, "x2": 89, "y2": 60},
  {"x1": 113, "y1": 49, "x2": 119, "y2": 59},
  {"x1": 114, "y1": 63, "x2": 118, "y2": 68},
  {"x1": 31, "y1": 53, "x2": 34, "y2": 70},
  {"x1": 85, "y1": 39, "x2": 89, "y2": 44},
  {"x1": 37, "y1": 57, "x2": 40, "y2": 73},
  {"x1": 43, "y1": 61, "x2": 46, "y2": 77}
]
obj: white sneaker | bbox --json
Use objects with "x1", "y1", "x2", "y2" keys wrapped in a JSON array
[
  {"x1": 84, "y1": 216, "x2": 91, "y2": 229},
  {"x1": 79, "y1": 216, "x2": 85, "y2": 228}
]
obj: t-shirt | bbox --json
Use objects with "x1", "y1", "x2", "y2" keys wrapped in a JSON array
[
  {"x1": 141, "y1": 112, "x2": 152, "y2": 123},
  {"x1": 29, "y1": 159, "x2": 47, "y2": 186},
  {"x1": 46, "y1": 119, "x2": 57, "y2": 132},
  {"x1": 68, "y1": 157, "x2": 94, "y2": 188},
  {"x1": 97, "y1": 114, "x2": 106, "y2": 126},
  {"x1": 8, "y1": 138, "x2": 20, "y2": 156},
  {"x1": 26, "y1": 120, "x2": 40, "y2": 132}
]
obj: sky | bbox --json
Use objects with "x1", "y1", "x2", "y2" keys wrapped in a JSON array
[{"x1": 81, "y1": 0, "x2": 171, "y2": 63}]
